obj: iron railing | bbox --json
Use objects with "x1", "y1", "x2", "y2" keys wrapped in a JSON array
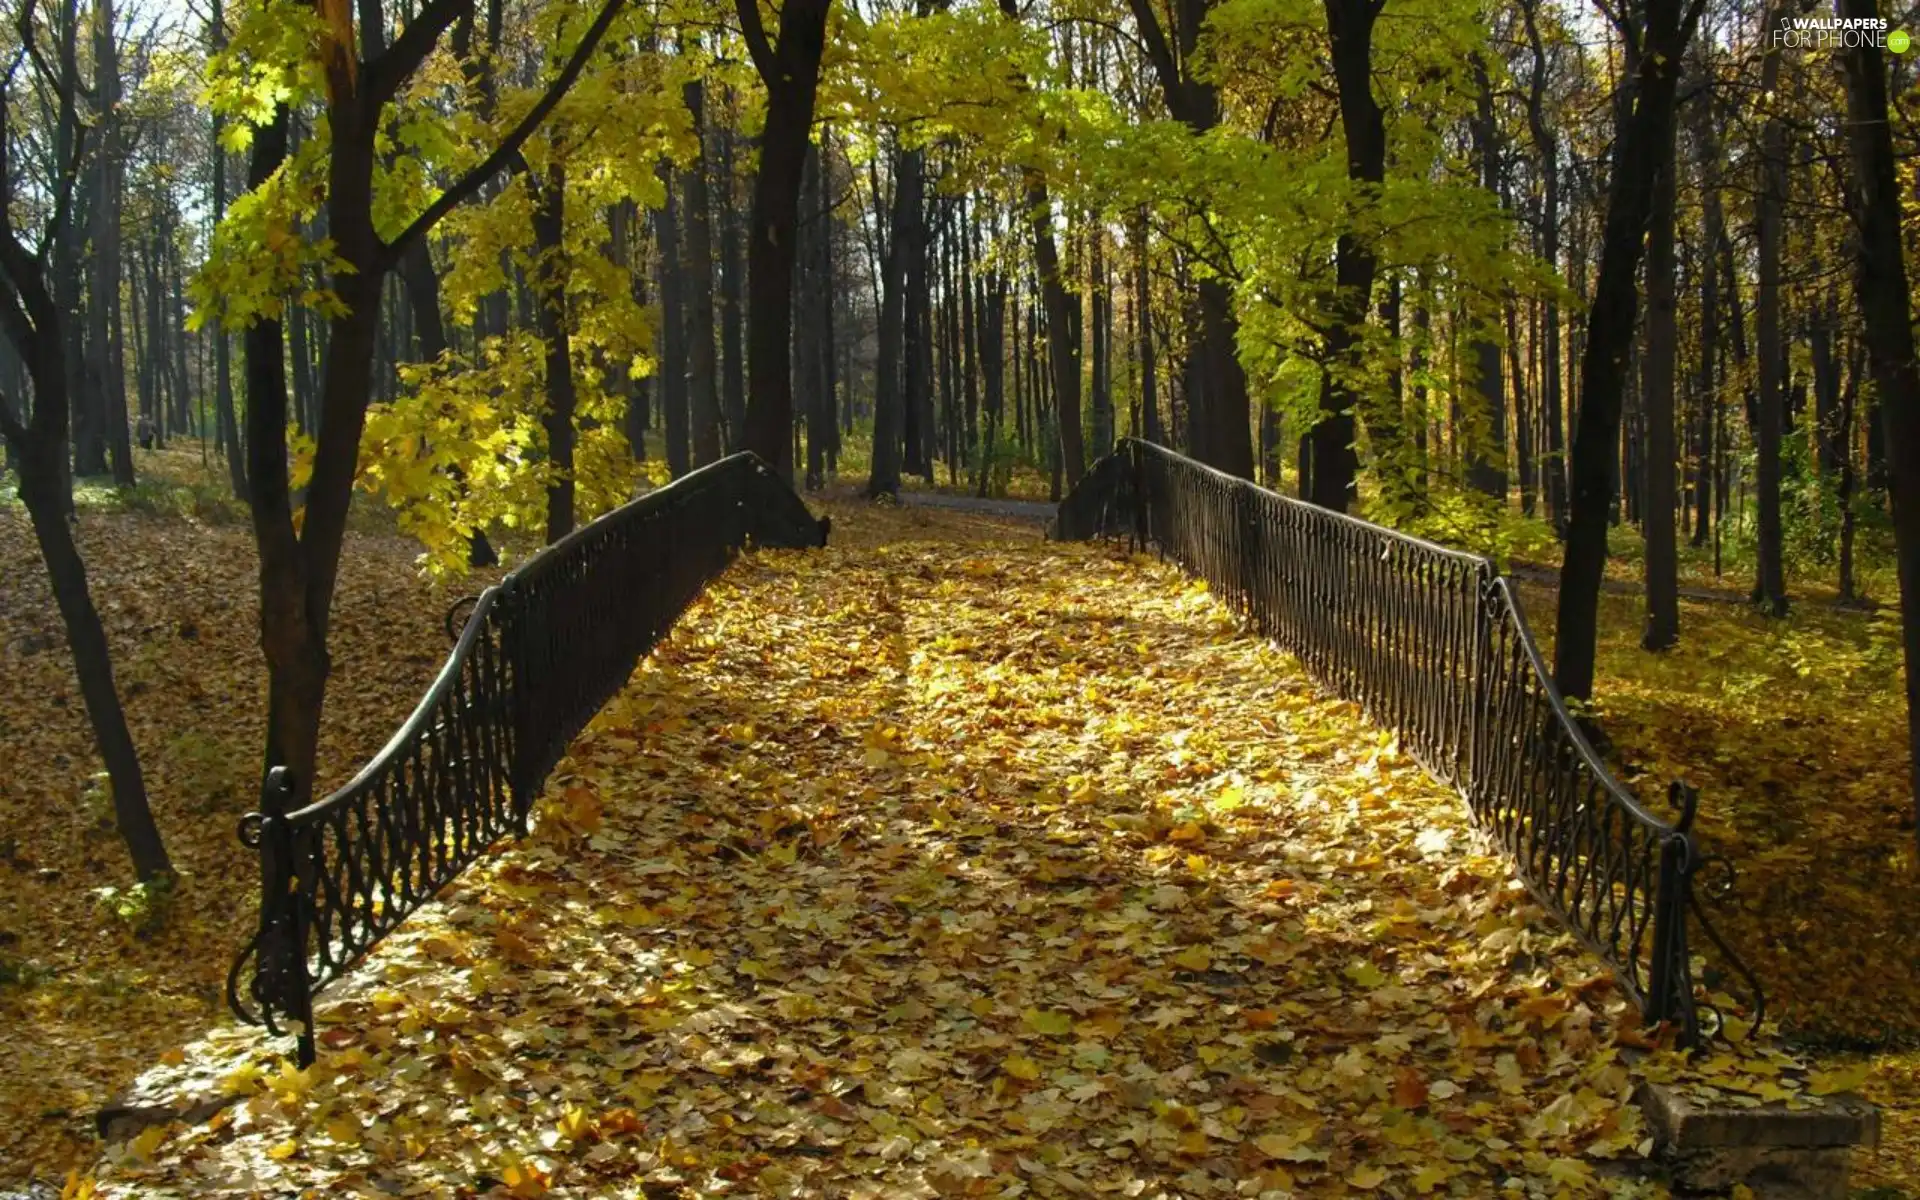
[
  {"x1": 227, "y1": 453, "x2": 828, "y2": 1064},
  {"x1": 1054, "y1": 438, "x2": 1759, "y2": 1047}
]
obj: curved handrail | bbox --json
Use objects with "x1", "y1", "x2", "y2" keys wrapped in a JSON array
[
  {"x1": 1484, "y1": 573, "x2": 1684, "y2": 835},
  {"x1": 286, "y1": 585, "x2": 509, "y2": 825}
]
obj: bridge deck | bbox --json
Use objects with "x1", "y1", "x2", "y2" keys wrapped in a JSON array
[{"x1": 98, "y1": 502, "x2": 1660, "y2": 1198}]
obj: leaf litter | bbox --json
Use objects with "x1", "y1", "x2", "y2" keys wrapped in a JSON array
[{"x1": 74, "y1": 501, "x2": 1893, "y2": 1197}]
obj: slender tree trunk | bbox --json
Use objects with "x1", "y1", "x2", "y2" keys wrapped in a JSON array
[
  {"x1": 1523, "y1": 53, "x2": 1562, "y2": 513},
  {"x1": 1467, "y1": 57, "x2": 1507, "y2": 502},
  {"x1": 736, "y1": 0, "x2": 832, "y2": 482},
  {"x1": 867, "y1": 146, "x2": 920, "y2": 498},
  {"x1": 532, "y1": 156, "x2": 576, "y2": 541},
  {"x1": 1134, "y1": 208, "x2": 1160, "y2": 446},
  {"x1": 91, "y1": 0, "x2": 133, "y2": 487},
  {"x1": 1643, "y1": 127, "x2": 1680, "y2": 651},
  {"x1": 717, "y1": 104, "x2": 747, "y2": 451},
  {"x1": 1554, "y1": 0, "x2": 1698, "y2": 700},
  {"x1": 1839, "y1": 0, "x2": 1920, "y2": 849},
  {"x1": 1752, "y1": 2, "x2": 1791, "y2": 616},
  {"x1": 681, "y1": 69, "x2": 722, "y2": 466},
  {"x1": 1312, "y1": 0, "x2": 1385, "y2": 512},
  {"x1": 655, "y1": 174, "x2": 690, "y2": 476}
]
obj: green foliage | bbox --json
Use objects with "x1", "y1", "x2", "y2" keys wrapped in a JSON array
[
  {"x1": 91, "y1": 874, "x2": 178, "y2": 937},
  {"x1": 1363, "y1": 484, "x2": 1559, "y2": 569}
]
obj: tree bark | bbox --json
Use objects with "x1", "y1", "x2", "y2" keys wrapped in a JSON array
[
  {"x1": 1642, "y1": 124, "x2": 1680, "y2": 651},
  {"x1": 1312, "y1": 0, "x2": 1385, "y2": 512},
  {"x1": 655, "y1": 172, "x2": 690, "y2": 475},
  {"x1": 1752, "y1": 1, "x2": 1791, "y2": 616},
  {"x1": 736, "y1": 0, "x2": 832, "y2": 482},
  {"x1": 1838, "y1": 0, "x2": 1920, "y2": 849},
  {"x1": 1554, "y1": 0, "x2": 1700, "y2": 701},
  {"x1": 1521, "y1": 0, "x2": 1565, "y2": 528},
  {"x1": 531, "y1": 156, "x2": 576, "y2": 541},
  {"x1": 681, "y1": 69, "x2": 722, "y2": 466},
  {"x1": 868, "y1": 146, "x2": 919, "y2": 498}
]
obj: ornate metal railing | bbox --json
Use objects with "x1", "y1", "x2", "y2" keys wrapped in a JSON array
[
  {"x1": 228, "y1": 453, "x2": 828, "y2": 1064},
  {"x1": 1054, "y1": 439, "x2": 1760, "y2": 1047}
]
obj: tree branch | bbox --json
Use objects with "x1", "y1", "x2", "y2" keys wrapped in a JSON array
[
  {"x1": 381, "y1": 0, "x2": 625, "y2": 263},
  {"x1": 365, "y1": 0, "x2": 472, "y2": 109},
  {"x1": 1123, "y1": 0, "x2": 1184, "y2": 116},
  {"x1": 734, "y1": 0, "x2": 779, "y2": 85}
]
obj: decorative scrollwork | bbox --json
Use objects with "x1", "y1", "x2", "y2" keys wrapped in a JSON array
[{"x1": 236, "y1": 812, "x2": 266, "y2": 849}]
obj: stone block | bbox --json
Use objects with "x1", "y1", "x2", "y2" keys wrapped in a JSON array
[{"x1": 1637, "y1": 1083, "x2": 1881, "y2": 1200}]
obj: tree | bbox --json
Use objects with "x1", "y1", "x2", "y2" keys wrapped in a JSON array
[
  {"x1": 1125, "y1": 0, "x2": 1251, "y2": 479},
  {"x1": 1837, "y1": 0, "x2": 1920, "y2": 848},
  {"x1": 1641, "y1": 89, "x2": 1679, "y2": 651},
  {"x1": 0, "y1": 13, "x2": 171, "y2": 879},
  {"x1": 208, "y1": 0, "x2": 626, "y2": 806},
  {"x1": 1311, "y1": 0, "x2": 1384, "y2": 513},
  {"x1": 1750, "y1": 0, "x2": 1791, "y2": 616},
  {"x1": 1553, "y1": 0, "x2": 1704, "y2": 702},
  {"x1": 734, "y1": 0, "x2": 832, "y2": 482}
]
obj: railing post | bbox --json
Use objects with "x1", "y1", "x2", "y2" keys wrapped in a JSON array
[
  {"x1": 496, "y1": 575, "x2": 536, "y2": 837},
  {"x1": 1647, "y1": 783, "x2": 1700, "y2": 1046},
  {"x1": 257, "y1": 767, "x2": 315, "y2": 1067},
  {"x1": 1464, "y1": 564, "x2": 1497, "y2": 800}
]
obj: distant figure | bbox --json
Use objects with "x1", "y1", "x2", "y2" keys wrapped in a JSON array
[{"x1": 136, "y1": 414, "x2": 154, "y2": 451}]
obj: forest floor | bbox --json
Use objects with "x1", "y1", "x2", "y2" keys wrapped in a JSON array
[
  {"x1": 0, "y1": 445, "x2": 496, "y2": 1182},
  {"x1": 63, "y1": 500, "x2": 1911, "y2": 1198},
  {"x1": 2, "y1": 459, "x2": 1915, "y2": 1195}
]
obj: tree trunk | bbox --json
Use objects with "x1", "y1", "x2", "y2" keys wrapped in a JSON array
[
  {"x1": 1642, "y1": 124, "x2": 1680, "y2": 651},
  {"x1": 1752, "y1": 2, "x2": 1791, "y2": 616},
  {"x1": 681, "y1": 70, "x2": 722, "y2": 466},
  {"x1": 532, "y1": 157, "x2": 576, "y2": 541},
  {"x1": 90, "y1": 0, "x2": 133, "y2": 487},
  {"x1": 655, "y1": 174, "x2": 690, "y2": 476},
  {"x1": 867, "y1": 146, "x2": 920, "y2": 498},
  {"x1": 1134, "y1": 208, "x2": 1161, "y2": 446},
  {"x1": 1521, "y1": 0, "x2": 1565, "y2": 528},
  {"x1": 1839, "y1": 0, "x2": 1920, "y2": 848},
  {"x1": 737, "y1": 0, "x2": 832, "y2": 482},
  {"x1": 1692, "y1": 91, "x2": 1721, "y2": 550},
  {"x1": 717, "y1": 106, "x2": 747, "y2": 451},
  {"x1": 1312, "y1": 0, "x2": 1384, "y2": 512},
  {"x1": 1467, "y1": 57, "x2": 1507, "y2": 502},
  {"x1": 1554, "y1": 0, "x2": 1698, "y2": 701}
]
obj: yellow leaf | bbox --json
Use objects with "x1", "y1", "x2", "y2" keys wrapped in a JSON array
[
  {"x1": 267, "y1": 1138, "x2": 299, "y2": 1161},
  {"x1": 501, "y1": 1154, "x2": 552, "y2": 1197},
  {"x1": 1347, "y1": 1164, "x2": 1388, "y2": 1190},
  {"x1": 1004, "y1": 1055, "x2": 1041, "y2": 1081},
  {"x1": 60, "y1": 1171, "x2": 98, "y2": 1200},
  {"x1": 1172, "y1": 945, "x2": 1212, "y2": 971},
  {"x1": 1808, "y1": 1064, "x2": 1871, "y2": 1096},
  {"x1": 128, "y1": 1125, "x2": 166, "y2": 1160},
  {"x1": 557, "y1": 1105, "x2": 595, "y2": 1143},
  {"x1": 1022, "y1": 1008, "x2": 1074, "y2": 1037},
  {"x1": 1345, "y1": 960, "x2": 1388, "y2": 988}
]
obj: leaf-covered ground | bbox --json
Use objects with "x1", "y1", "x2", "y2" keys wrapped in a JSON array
[
  {"x1": 0, "y1": 448, "x2": 492, "y2": 1182},
  {"x1": 78, "y1": 502, "x2": 1897, "y2": 1199},
  {"x1": 1518, "y1": 579, "x2": 1918, "y2": 1045}
]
